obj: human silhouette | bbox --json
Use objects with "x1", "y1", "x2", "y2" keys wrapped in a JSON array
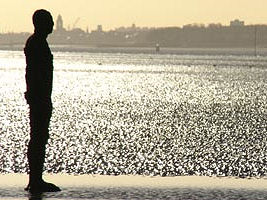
[{"x1": 24, "y1": 9, "x2": 60, "y2": 193}]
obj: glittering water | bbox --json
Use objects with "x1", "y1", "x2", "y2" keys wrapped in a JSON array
[{"x1": 0, "y1": 49, "x2": 266, "y2": 179}]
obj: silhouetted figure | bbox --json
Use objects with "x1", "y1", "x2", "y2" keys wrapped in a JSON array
[{"x1": 24, "y1": 9, "x2": 60, "y2": 193}]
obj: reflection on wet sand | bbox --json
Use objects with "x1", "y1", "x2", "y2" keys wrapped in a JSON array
[{"x1": 0, "y1": 174, "x2": 267, "y2": 200}]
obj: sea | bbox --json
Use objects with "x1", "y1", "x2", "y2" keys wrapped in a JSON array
[{"x1": 0, "y1": 47, "x2": 266, "y2": 199}]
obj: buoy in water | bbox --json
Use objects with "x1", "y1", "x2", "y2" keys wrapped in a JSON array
[{"x1": 156, "y1": 43, "x2": 160, "y2": 53}]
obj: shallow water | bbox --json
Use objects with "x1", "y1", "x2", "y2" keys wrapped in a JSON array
[
  {"x1": 0, "y1": 186, "x2": 267, "y2": 200},
  {"x1": 0, "y1": 50, "x2": 266, "y2": 178}
]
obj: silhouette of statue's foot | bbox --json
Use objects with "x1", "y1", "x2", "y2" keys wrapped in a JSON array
[{"x1": 25, "y1": 180, "x2": 61, "y2": 193}]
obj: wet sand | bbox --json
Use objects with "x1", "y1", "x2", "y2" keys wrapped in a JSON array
[
  {"x1": 1, "y1": 174, "x2": 267, "y2": 189},
  {"x1": 0, "y1": 174, "x2": 267, "y2": 199}
]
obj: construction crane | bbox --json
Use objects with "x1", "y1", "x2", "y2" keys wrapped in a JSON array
[{"x1": 72, "y1": 18, "x2": 80, "y2": 29}]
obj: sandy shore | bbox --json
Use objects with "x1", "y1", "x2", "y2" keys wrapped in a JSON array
[
  {"x1": 0, "y1": 174, "x2": 267, "y2": 200},
  {"x1": 0, "y1": 174, "x2": 266, "y2": 189}
]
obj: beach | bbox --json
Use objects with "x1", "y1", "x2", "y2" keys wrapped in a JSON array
[
  {"x1": 0, "y1": 174, "x2": 267, "y2": 199},
  {"x1": 0, "y1": 49, "x2": 266, "y2": 199}
]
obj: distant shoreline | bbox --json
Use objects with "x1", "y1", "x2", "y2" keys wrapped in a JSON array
[{"x1": 1, "y1": 45, "x2": 267, "y2": 56}]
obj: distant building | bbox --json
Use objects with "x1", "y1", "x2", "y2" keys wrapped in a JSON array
[
  {"x1": 56, "y1": 15, "x2": 65, "y2": 31},
  {"x1": 183, "y1": 23, "x2": 205, "y2": 29},
  {"x1": 208, "y1": 23, "x2": 222, "y2": 28},
  {"x1": 230, "y1": 19, "x2": 245, "y2": 27},
  {"x1": 97, "y1": 25, "x2": 103, "y2": 32}
]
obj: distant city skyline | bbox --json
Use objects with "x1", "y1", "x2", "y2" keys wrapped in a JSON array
[{"x1": 1, "y1": 0, "x2": 267, "y2": 33}]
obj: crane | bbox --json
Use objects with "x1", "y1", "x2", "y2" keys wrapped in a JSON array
[{"x1": 72, "y1": 18, "x2": 80, "y2": 29}]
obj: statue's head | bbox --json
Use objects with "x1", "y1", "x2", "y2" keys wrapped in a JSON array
[{"x1": 33, "y1": 9, "x2": 54, "y2": 35}]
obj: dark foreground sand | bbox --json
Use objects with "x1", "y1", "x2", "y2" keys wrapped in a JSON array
[{"x1": 0, "y1": 174, "x2": 266, "y2": 200}]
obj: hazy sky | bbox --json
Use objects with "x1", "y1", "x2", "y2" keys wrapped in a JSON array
[{"x1": 1, "y1": 0, "x2": 267, "y2": 32}]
